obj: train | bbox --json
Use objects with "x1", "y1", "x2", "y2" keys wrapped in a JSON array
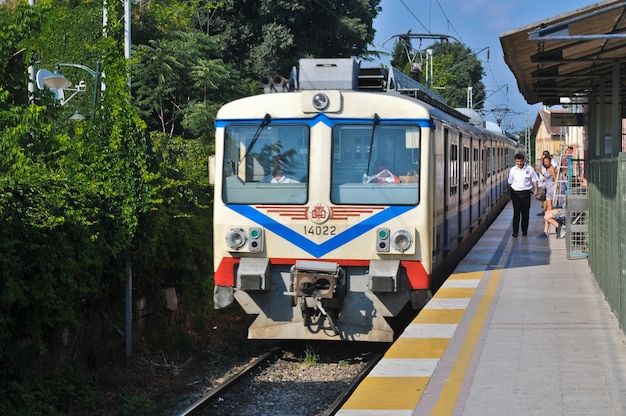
[{"x1": 211, "y1": 57, "x2": 522, "y2": 342}]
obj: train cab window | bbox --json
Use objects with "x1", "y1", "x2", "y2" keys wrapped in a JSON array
[
  {"x1": 222, "y1": 124, "x2": 309, "y2": 204},
  {"x1": 330, "y1": 124, "x2": 420, "y2": 205}
]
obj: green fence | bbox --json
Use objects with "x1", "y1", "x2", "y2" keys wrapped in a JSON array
[{"x1": 589, "y1": 153, "x2": 626, "y2": 329}]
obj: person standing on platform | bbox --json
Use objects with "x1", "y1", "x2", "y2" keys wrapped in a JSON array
[
  {"x1": 507, "y1": 153, "x2": 539, "y2": 237},
  {"x1": 540, "y1": 155, "x2": 557, "y2": 212},
  {"x1": 542, "y1": 150, "x2": 558, "y2": 169},
  {"x1": 535, "y1": 162, "x2": 547, "y2": 216}
]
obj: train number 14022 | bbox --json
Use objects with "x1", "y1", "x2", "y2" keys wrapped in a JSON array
[{"x1": 303, "y1": 225, "x2": 336, "y2": 236}]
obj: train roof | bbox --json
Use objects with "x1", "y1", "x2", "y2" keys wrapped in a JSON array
[
  {"x1": 241, "y1": 58, "x2": 511, "y2": 141},
  {"x1": 294, "y1": 58, "x2": 473, "y2": 122},
  {"x1": 358, "y1": 65, "x2": 471, "y2": 123},
  {"x1": 354, "y1": 62, "x2": 512, "y2": 139}
]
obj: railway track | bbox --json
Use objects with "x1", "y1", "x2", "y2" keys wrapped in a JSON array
[
  {"x1": 317, "y1": 350, "x2": 383, "y2": 416},
  {"x1": 177, "y1": 345, "x2": 281, "y2": 415},
  {"x1": 177, "y1": 343, "x2": 384, "y2": 416}
]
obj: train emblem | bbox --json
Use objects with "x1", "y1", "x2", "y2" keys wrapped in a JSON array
[{"x1": 308, "y1": 203, "x2": 330, "y2": 224}]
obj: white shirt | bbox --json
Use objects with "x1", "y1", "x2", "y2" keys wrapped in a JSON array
[
  {"x1": 550, "y1": 157, "x2": 558, "y2": 169},
  {"x1": 537, "y1": 167, "x2": 546, "y2": 188},
  {"x1": 270, "y1": 175, "x2": 299, "y2": 183},
  {"x1": 508, "y1": 164, "x2": 538, "y2": 191}
]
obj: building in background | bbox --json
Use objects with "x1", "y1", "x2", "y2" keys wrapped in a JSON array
[{"x1": 531, "y1": 107, "x2": 585, "y2": 165}]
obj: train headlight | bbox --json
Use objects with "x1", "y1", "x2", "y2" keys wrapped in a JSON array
[
  {"x1": 312, "y1": 93, "x2": 329, "y2": 110},
  {"x1": 226, "y1": 228, "x2": 247, "y2": 250},
  {"x1": 376, "y1": 228, "x2": 390, "y2": 252},
  {"x1": 391, "y1": 230, "x2": 413, "y2": 253}
]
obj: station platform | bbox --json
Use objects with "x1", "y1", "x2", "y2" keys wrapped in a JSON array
[{"x1": 338, "y1": 201, "x2": 626, "y2": 415}]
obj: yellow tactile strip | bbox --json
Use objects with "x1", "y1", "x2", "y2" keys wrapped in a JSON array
[{"x1": 337, "y1": 270, "x2": 499, "y2": 416}]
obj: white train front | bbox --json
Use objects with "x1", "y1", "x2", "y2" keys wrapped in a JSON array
[{"x1": 212, "y1": 58, "x2": 518, "y2": 342}]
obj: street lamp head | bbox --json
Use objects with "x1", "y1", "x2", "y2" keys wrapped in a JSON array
[
  {"x1": 70, "y1": 108, "x2": 86, "y2": 121},
  {"x1": 42, "y1": 64, "x2": 72, "y2": 90},
  {"x1": 39, "y1": 61, "x2": 102, "y2": 118}
]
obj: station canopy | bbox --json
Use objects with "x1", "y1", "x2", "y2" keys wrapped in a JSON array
[{"x1": 500, "y1": 0, "x2": 626, "y2": 105}]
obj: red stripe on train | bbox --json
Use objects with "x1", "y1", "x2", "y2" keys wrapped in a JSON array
[{"x1": 214, "y1": 257, "x2": 428, "y2": 290}]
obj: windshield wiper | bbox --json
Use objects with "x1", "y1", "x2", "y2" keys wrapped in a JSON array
[
  {"x1": 365, "y1": 113, "x2": 380, "y2": 175},
  {"x1": 239, "y1": 113, "x2": 271, "y2": 163}
]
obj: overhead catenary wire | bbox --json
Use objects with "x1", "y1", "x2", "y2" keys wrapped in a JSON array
[{"x1": 375, "y1": 0, "x2": 516, "y2": 128}]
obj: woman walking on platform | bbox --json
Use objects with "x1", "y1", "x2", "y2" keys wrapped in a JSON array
[
  {"x1": 537, "y1": 155, "x2": 557, "y2": 237},
  {"x1": 507, "y1": 153, "x2": 539, "y2": 237}
]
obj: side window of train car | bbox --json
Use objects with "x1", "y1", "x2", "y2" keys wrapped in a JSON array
[
  {"x1": 463, "y1": 144, "x2": 470, "y2": 190},
  {"x1": 481, "y1": 147, "x2": 487, "y2": 184},
  {"x1": 485, "y1": 146, "x2": 490, "y2": 178},
  {"x1": 473, "y1": 147, "x2": 479, "y2": 185},
  {"x1": 498, "y1": 147, "x2": 502, "y2": 173},
  {"x1": 222, "y1": 124, "x2": 309, "y2": 204},
  {"x1": 331, "y1": 124, "x2": 420, "y2": 205},
  {"x1": 450, "y1": 143, "x2": 458, "y2": 195}
]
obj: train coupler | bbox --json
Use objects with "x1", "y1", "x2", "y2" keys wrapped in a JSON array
[{"x1": 289, "y1": 260, "x2": 345, "y2": 335}]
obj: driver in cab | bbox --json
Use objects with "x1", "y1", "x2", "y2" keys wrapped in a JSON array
[{"x1": 365, "y1": 159, "x2": 400, "y2": 184}]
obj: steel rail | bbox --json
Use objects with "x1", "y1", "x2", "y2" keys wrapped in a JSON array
[{"x1": 177, "y1": 345, "x2": 281, "y2": 416}]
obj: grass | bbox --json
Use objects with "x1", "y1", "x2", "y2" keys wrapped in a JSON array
[{"x1": 301, "y1": 345, "x2": 319, "y2": 366}]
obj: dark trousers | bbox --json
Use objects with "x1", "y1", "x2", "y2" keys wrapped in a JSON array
[{"x1": 510, "y1": 189, "x2": 531, "y2": 234}]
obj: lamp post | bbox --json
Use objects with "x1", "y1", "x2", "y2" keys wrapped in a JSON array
[{"x1": 42, "y1": 61, "x2": 102, "y2": 118}]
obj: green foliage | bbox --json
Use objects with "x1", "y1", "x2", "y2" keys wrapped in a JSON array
[
  {"x1": 0, "y1": 0, "x2": 155, "y2": 375},
  {"x1": 132, "y1": 30, "x2": 246, "y2": 138},
  {"x1": 0, "y1": 0, "x2": 388, "y2": 412},
  {"x1": 390, "y1": 38, "x2": 410, "y2": 72},
  {"x1": 0, "y1": 369, "x2": 100, "y2": 416},
  {"x1": 301, "y1": 344, "x2": 320, "y2": 366},
  {"x1": 388, "y1": 37, "x2": 487, "y2": 110},
  {"x1": 133, "y1": 132, "x2": 214, "y2": 311},
  {"x1": 133, "y1": 0, "x2": 219, "y2": 41},
  {"x1": 35, "y1": 0, "x2": 107, "y2": 118},
  {"x1": 429, "y1": 41, "x2": 486, "y2": 109},
  {"x1": 211, "y1": 0, "x2": 382, "y2": 79},
  {"x1": 0, "y1": 0, "x2": 49, "y2": 106},
  {"x1": 118, "y1": 392, "x2": 157, "y2": 416}
]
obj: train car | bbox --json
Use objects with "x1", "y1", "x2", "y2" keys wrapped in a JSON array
[{"x1": 211, "y1": 58, "x2": 520, "y2": 342}]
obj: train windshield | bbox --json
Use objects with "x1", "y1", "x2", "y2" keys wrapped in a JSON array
[
  {"x1": 331, "y1": 124, "x2": 420, "y2": 205},
  {"x1": 222, "y1": 124, "x2": 309, "y2": 204}
]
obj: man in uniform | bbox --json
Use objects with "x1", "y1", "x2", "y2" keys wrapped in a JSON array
[{"x1": 507, "y1": 153, "x2": 539, "y2": 237}]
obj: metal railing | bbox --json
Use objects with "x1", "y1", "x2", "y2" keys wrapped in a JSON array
[{"x1": 588, "y1": 153, "x2": 626, "y2": 329}]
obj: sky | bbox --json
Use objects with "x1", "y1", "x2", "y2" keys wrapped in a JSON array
[{"x1": 370, "y1": 0, "x2": 600, "y2": 132}]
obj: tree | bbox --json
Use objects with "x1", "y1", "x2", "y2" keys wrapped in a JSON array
[
  {"x1": 210, "y1": 0, "x2": 382, "y2": 79},
  {"x1": 429, "y1": 41, "x2": 486, "y2": 110},
  {"x1": 390, "y1": 38, "x2": 412, "y2": 75},
  {"x1": 0, "y1": 0, "x2": 154, "y2": 379},
  {"x1": 0, "y1": 1, "x2": 386, "y2": 411},
  {"x1": 380, "y1": 36, "x2": 487, "y2": 111},
  {"x1": 132, "y1": 30, "x2": 247, "y2": 138}
]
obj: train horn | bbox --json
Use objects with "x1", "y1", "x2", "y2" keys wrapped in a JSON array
[
  {"x1": 273, "y1": 75, "x2": 289, "y2": 92},
  {"x1": 260, "y1": 76, "x2": 273, "y2": 94}
]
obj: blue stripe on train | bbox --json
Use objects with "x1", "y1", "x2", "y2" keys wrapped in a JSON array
[
  {"x1": 226, "y1": 205, "x2": 416, "y2": 258},
  {"x1": 215, "y1": 112, "x2": 433, "y2": 128}
]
